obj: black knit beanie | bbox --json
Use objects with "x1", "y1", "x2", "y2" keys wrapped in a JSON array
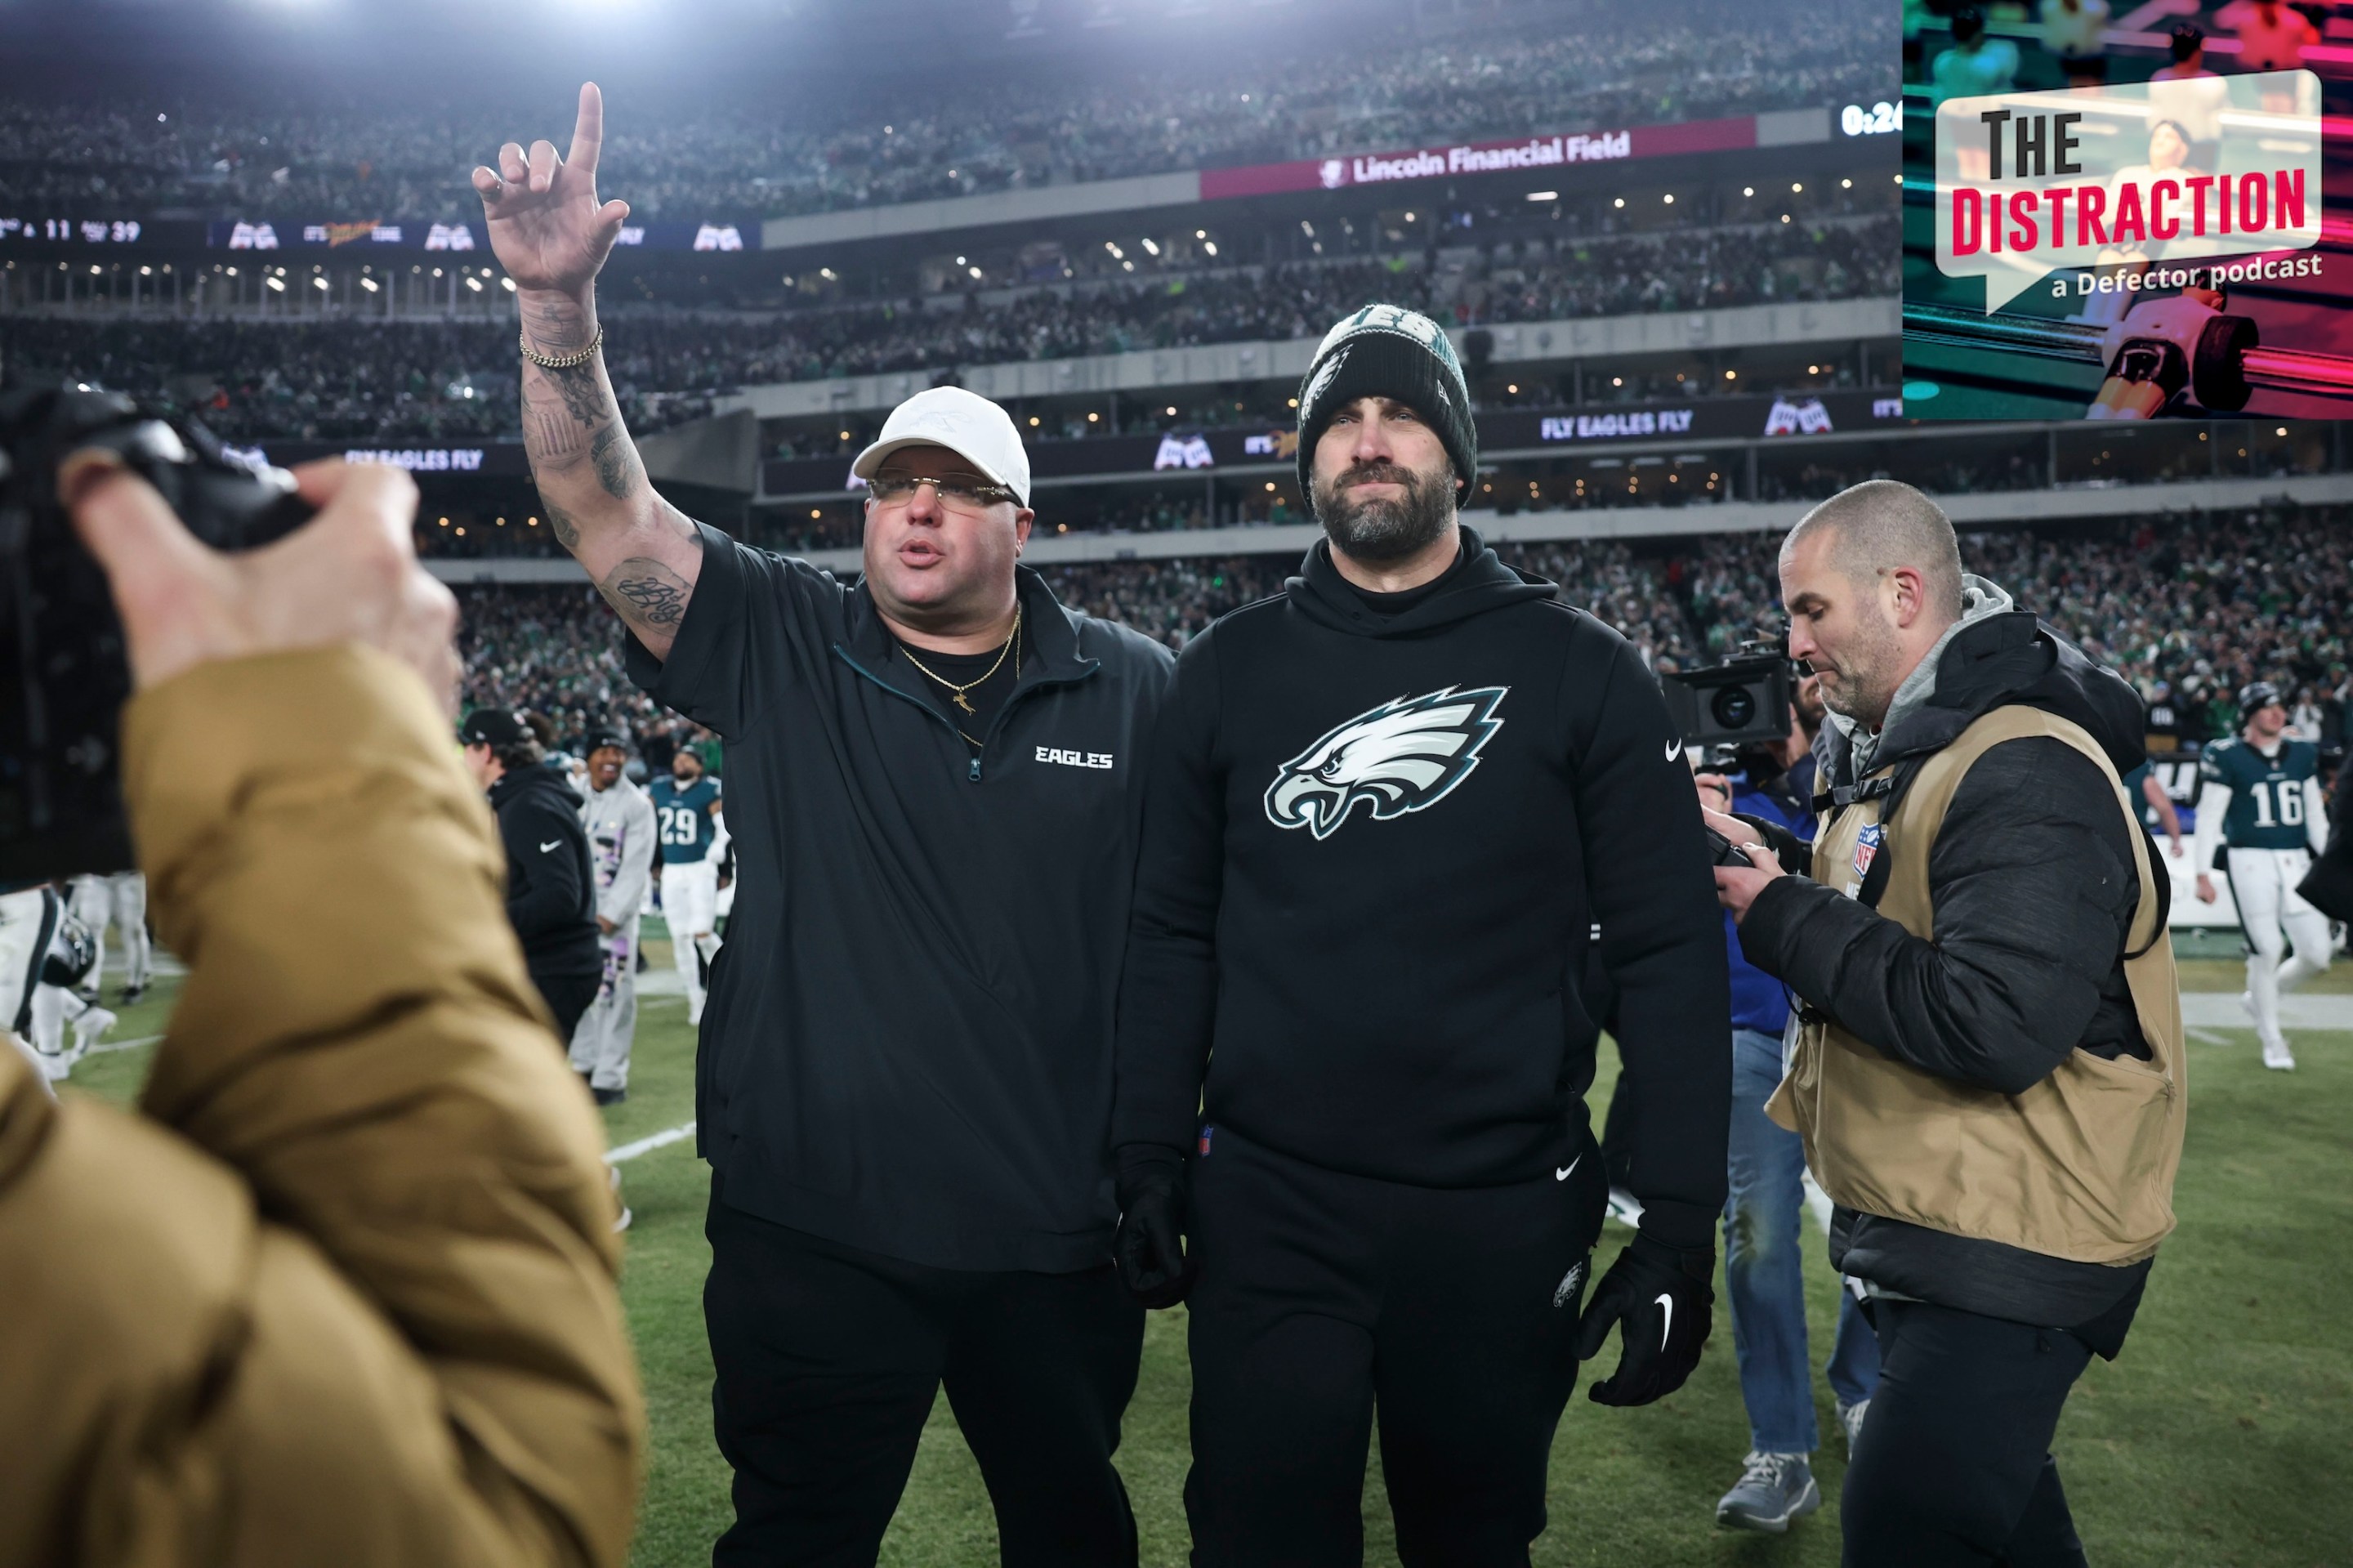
[{"x1": 1294, "y1": 304, "x2": 1479, "y2": 506}]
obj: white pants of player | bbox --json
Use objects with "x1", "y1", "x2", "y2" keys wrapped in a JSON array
[
  {"x1": 71, "y1": 872, "x2": 150, "y2": 995},
  {"x1": 0, "y1": 887, "x2": 56, "y2": 1086},
  {"x1": 661, "y1": 861, "x2": 721, "y2": 1025},
  {"x1": 2228, "y1": 847, "x2": 2333, "y2": 1045},
  {"x1": 569, "y1": 921, "x2": 638, "y2": 1093}
]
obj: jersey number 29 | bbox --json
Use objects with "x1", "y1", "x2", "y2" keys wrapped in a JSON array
[{"x1": 659, "y1": 806, "x2": 703, "y2": 846}]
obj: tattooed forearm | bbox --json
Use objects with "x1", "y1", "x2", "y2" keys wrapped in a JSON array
[
  {"x1": 541, "y1": 499, "x2": 582, "y2": 549},
  {"x1": 599, "y1": 556, "x2": 693, "y2": 632},
  {"x1": 591, "y1": 421, "x2": 646, "y2": 500},
  {"x1": 518, "y1": 291, "x2": 593, "y2": 355},
  {"x1": 544, "y1": 359, "x2": 609, "y2": 427},
  {"x1": 525, "y1": 400, "x2": 587, "y2": 467}
]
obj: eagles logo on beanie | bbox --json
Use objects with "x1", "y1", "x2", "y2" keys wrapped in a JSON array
[{"x1": 1294, "y1": 304, "x2": 1479, "y2": 506}]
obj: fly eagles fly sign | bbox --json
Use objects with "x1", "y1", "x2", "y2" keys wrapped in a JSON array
[{"x1": 1932, "y1": 74, "x2": 2323, "y2": 314}]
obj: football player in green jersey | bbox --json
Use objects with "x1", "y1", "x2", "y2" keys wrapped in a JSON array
[{"x1": 2192, "y1": 681, "x2": 2330, "y2": 1070}]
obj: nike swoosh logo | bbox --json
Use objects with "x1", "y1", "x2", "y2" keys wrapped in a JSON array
[
  {"x1": 1665, "y1": 738, "x2": 1684, "y2": 762},
  {"x1": 539, "y1": 840, "x2": 561, "y2": 852},
  {"x1": 1556, "y1": 1155, "x2": 1581, "y2": 1182},
  {"x1": 1656, "y1": 1291, "x2": 1674, "y2": 1351}
]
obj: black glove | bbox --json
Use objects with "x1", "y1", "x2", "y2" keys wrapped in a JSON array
[
  {"x1": 1114, "y1": 1143, "x2": 1196, "y2": 1309},
  {"x1": 1572, "y1": 1231, "x2": 1715, "y2": 1406}
]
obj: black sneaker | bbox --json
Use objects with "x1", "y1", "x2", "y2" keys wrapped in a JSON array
[
  {"x1": 119, "y1": 984, "x2": 145, "y2": 1007},
  {"x1": 593, "y1": 1086, "x2": 627, "y2": 1106}
]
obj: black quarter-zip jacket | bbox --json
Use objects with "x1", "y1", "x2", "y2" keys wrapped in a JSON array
[
  {"x1": 625, "y1": 522, "x2": 1174, "y2": 1272},
  {"x1": 1112, "y1": 529, "x2": 1732, "y2": 1250}
]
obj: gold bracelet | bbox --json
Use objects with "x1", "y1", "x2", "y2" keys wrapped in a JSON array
[{"x1": 520, "y1": 323, "x2": 602, "y2": 370}]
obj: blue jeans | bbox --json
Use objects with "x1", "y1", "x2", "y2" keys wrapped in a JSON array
[{"x1": 1724, "y1": 1025, "x2": 1880, "y2": 1454}]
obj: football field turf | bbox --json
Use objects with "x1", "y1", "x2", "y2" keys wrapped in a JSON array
[{"x1": 63, "y1": 941, "x2": 2353, "y2": 1567}]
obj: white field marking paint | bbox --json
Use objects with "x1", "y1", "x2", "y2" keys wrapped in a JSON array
[
  {"x1": 607, "y1": 1121, "x2": 696, "y2": 1164},
  {"x1": 2186, "y1": 1027, "x2": 2231, "y2": 1046}
]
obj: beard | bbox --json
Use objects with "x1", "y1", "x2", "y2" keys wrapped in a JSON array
[
  {"x1": 1811, "y1": 605, "x2": 1905, "y2": 726},
  {"x1": 1311, "y1": 458, "x2": 1454, "y2": 564}
]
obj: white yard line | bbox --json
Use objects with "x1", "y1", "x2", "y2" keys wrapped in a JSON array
[
  {"x1": 2186, "y1": 1027, "x2": 2232, "y2": 1046},
  {"x1": 607, "y1": 1121, "x2": 697, "y2": 1164}
]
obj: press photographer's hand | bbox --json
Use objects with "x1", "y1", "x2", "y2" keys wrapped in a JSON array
[
  {"x1": 1702, "y1": 805, "x2": 1784, "y2": 922},
  {"x1": 65, "y1": 455, "x2": 460, "y2": 713},
  {"x1": 473, "y1": 82, "x2": 632, "y2": 302}
]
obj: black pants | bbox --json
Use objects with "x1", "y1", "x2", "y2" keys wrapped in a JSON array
[
  {"x1": 533, "y1": 967, "x2": 600, "y2": 1047},
  {"x1": 703, "y1": 1191, "x2": 1144, "y2": 1567},
  {"x1": 1842, "y1": 1299, "x2": 2094, "y2": 1567},
  {"x1": 1185, "y1": 1125, "x2": 1597, "y2": 1568}
]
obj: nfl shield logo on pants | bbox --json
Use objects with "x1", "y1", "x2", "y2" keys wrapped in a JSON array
[{"x1": 1853, "y1": 822, "x2": 1886, "y2": 883}]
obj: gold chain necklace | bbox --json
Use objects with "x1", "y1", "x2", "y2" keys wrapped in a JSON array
[{"x1": 899, "y1": 606, "x2": 1022, "y2": 734}]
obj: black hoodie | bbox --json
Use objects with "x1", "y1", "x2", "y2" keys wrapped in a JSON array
[
  {"x1": 486, "y1": 761, "x2": 600, "y2": 980},
  {"x1": 1113, "y1": 526, "x2": 1732, "y2": 1252},
  {"x1": 1736, "y1": 605, "x2": 2159, "y2": 1348}
]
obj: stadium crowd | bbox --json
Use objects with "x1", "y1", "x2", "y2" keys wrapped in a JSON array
[
  {"x1": 457, "y1": 505, "x2": 2353, "y2": 761},
  {"x1": 3, "y1": 217, "x2": 1893, "y2": 440},
  {"x1": 4, "y1": 4, "x2": 1890, "y2": 221},
  {"x1": 1681, "y1": 501, "x2": 2353, "y2": 744}
]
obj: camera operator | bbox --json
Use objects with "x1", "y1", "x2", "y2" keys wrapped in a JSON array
[
  {"x1": 1694, "y1": 674, "x2": 1881, "y2": 1536},
  {"x1": 0, "y1": 456, "x2": 642, "y2": 1566},
  {"x1": 1707, "y1": 481, "x2": 2182, "y2": 1567}
]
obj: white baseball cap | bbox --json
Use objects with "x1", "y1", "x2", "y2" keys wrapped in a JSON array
[{"x1": 850, "y1": 386, "x2": 1032, "y2": 507}]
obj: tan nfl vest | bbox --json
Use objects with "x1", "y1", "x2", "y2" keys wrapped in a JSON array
[{"x1": 1765, "y1": 705, "x2": 2186, "y2": 1266}]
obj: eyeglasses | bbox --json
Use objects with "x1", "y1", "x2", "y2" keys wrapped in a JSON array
[{"x1": 865, "y1": 474, "x2": 1019, "y2": 511}]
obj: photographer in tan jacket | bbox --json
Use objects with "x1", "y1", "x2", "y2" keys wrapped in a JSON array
[{"x1": 0, "y1": 455, "x2": 644, "y2": 1567}]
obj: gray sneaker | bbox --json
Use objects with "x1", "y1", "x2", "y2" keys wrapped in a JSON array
[
  {"x1": 1717, "y1": 1450, "x2": 1822, "y2": 1534},
  {"x1": 1836, "y1": 1397, "x2": 1869, "y2": 1454}
]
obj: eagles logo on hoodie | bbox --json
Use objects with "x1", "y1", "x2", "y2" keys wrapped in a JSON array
[{"x1": 1263, "y1": 685, "x2": 1507, "y2": 840}]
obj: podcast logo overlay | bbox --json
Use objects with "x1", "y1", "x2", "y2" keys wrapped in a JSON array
[{"x1": 1934, "y1": 72, "x2": 2322, "y2": 314}]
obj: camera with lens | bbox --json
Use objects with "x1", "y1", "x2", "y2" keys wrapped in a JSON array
[
  {"x1": 1661, "y1": 632, "x2": 1795, "y2": 749},
  {"x1": 1, "y1": 382, "x2": 315, "y2": 882}
]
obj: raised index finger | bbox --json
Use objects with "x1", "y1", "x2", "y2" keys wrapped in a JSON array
[{"x1": 569, "y1": 82, "x2": 605, "y2": 176}]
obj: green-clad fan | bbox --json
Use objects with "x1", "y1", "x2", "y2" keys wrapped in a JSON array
[{"x1": 2192, "y1": 681, "x2": 2330, "y2": 1070}]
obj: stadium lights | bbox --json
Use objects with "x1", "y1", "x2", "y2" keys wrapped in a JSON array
[
  {"x1": 1725, "y1": 370, "x2": 1737, "y2": 380},
  {"x1": 1663, "y1": 194, "x2": 1675, "y2": 204},
  {"x1": 1404, "y1": 212, "x2": 1414, "y2": 222},
  {"x1": 969, "y1": 266, "x2": 983, "y2": 279},
  {"x1": 1287, "y1": 397, "x2": 1297, "y2": 408},
  {"x1": 2279, "y1": 427, "x2": 2289, "y2": 436},
  {"x1": 956, "y1": 256, "x2": 966, "y2": 264},
  {"x1": 1743, "y1": 186, "x2": 1754, "y2": 197},
  {"x1": 266, "y1": 276, "x2": 285, "y2": 292},
  {"x1": 1781, "y1": 214, "x2": 1792, "y2": 223},
  {"x1": 1087, "y1": 412, "x2": 1100, "y2": 422},
  {"x1": 139, "y1": 265, "x2": 151, "y2": 275},
  {"x1": 1166, "y1": 406, "x2": 1177, "y2": 415},
  {"x1": 1105, "y1": 242, "x2": 1123, "y2": 258},
  {"x1": 439, "y1": 517, "x2": 450, "y2": 527},
  {"x1": 432, "y1": 267, "x2": 443, "y2": 277},
  {"x1": 1612, "y1": 377, "x2": 1623, "y2": 386},
  {"x1": 528, "y1": 516, "x2": 539, "y2": 526},
  {"x1": 1029, "y1": 416, "x2": 1041, "y2": 427},
  {"x1": 1526, "y1": 190, "x2": 1557, "y2": 202},
  {"x1": 465, "y1": 276, "x2": 483, "y2": 292},
  {"x1": 314, "y1": 276, "x2": 330, "y2": 291},
  {"x1": 811, "y1": 509, "x2": 822, "y2": 519},
  {"x1": 495, "y1": 517, "x2": 506, "y2": 527},
  {"x1": 819, "y1": 267, "x2": 837, "y2": 280},
  {"x1": 361, "y1": 277, "x2": 379, "y2": 292},
  {"x1": 1507, "y1": 384, "x2": 1518, "y2": 394},
  {"x1": 1141, "y1": 238, "x2": 1159, "y2": 256},
  {"x1": 1842, "y1": 178, "x2": 1852, "y2": 189},
  {"x1": 1195, "y1": 230, "x2": 1207, "y2": 239},
  {"x1": 226, "y1": 266, "x2": 237, "y2": 275},
  {"x1": 1300, "y1": 220, "x2": 1315, "y2": 236},
  {"x1": 1123, "y1": 260, "x2": 1134, "y2": 271},
  {"x1": 1614, "y1": 198, "x2": 1625, "y2": 208},
  {"x1": 1265, "y1": 482, "x2": 1276, "y2": 492},
  {"x1": 1792, "y1": 182, "x2": 1803, "y2": 192},
  {"x1": 1203, "y1": 242, "x2": 1217, "y2": 256}
]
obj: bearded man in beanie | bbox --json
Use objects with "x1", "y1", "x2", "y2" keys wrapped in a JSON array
[{"x1": 1112, "y1": 303, "x2": 1732, "y2": 1564}]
